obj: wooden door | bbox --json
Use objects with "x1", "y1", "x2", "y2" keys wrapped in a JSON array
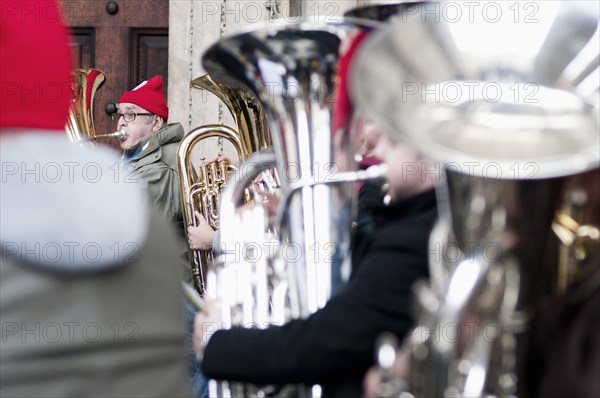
[{"x1": 62, "y1": 0, "x2": 169, "y2": 139}]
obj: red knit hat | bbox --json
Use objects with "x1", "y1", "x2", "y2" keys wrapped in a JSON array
[
  {"x1": 117, "y1": 76, "x2": 169, "y2": 120},
  {"x1": 0, "y1": 0, "x2": 73, "y2": 131}
]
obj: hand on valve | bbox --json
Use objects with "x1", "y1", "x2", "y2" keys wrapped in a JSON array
[{"x1": 187, "y1": 211, "x2": 215, "y2": 251}]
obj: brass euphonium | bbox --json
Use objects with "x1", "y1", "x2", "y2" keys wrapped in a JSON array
[
  {"x1": 351, "y1": 1, "x2": 599, "y2": 397},
  {"x1": 200, "y1": 18, "x2": 386, "y2": 398},
  {"x1": 65, "y1": 68, "x2": 126, "y2": 144},
  {"x1": 177, "y1": 74, "x2": 272, "y2": 292}
]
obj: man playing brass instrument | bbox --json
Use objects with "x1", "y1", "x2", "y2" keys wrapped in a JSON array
[
  {"x1": 115, "y1": 75, "x2": 186, "y2": 239},
  {"x1": 114, "y1": 76, "x2": 196, "y2": 281},
  {"x1": 115, "y1": 76, "x2": 206, "y2": 397}
]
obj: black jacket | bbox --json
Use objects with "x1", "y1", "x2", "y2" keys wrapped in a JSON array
[{"x1": 202, "y1": 189, "x2": 437, "y2": 398}]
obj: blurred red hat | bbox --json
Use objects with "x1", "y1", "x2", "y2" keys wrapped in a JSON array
[
  {"x1": 117, "y1": 76, "x2": 169, "y2": 120},
  {"x1": 0, "y1": 0, "x2": 73, "y2": 131},
  {"x1": 333, "y1": 29, "x2": 369, "y2": 135}
]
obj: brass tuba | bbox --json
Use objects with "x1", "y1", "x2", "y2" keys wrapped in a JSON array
[
  {"x1": 65, "y1": 68, "x2": 126, "y2": 144},
  {"x1": 177, "y1": 74, "x2": 272, "y2": 292},
  {"x1": 351, "y1": 1, "x2": 599, "y2": 397}
]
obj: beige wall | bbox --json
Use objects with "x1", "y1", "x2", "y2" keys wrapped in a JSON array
[{"x1": 167, "y1": 0, "x2": 367, "y2": 161}]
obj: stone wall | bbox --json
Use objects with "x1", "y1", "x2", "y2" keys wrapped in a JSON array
[{"x1": 167, "y1": 0, "x2": 370, "y2": 160}]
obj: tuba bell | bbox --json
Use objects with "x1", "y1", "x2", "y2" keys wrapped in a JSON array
[
  {"x1": 350, "y1": 1, "x2": 599, "y2": 397},
  {"x1": 177, "y1": 74, "x2": 273, "y2": 292},
  {"x1": 65, "y1": 68, "x2": 126, "y2": 144}
]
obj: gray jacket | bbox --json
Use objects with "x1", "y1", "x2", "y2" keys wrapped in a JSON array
[
  {"x1": 126, "y1": 122, "x2": 185, "y2": 231},
  {"x1": 0, "y1": 134, "x2": 191, "y2": 397},
  {"x1": 125, "y1": 123, "x2": 192, "y2": 281}
]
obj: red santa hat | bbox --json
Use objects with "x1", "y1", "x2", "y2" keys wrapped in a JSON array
[
  {"x1": 117, "y1": 76, "x2": 169, "y2": 120},
  {"x1": 0, "y1": 0, "x2": 73, "y2": 131}
]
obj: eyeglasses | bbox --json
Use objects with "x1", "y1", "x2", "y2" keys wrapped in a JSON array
[{"x1": 111, "y1": 112, "x2": 154, "y2": 122}]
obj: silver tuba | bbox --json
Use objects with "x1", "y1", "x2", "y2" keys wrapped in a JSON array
[
  {"x1": 351, "y1": 1, "x2": 599, "y2": 397},
  {"x1": 344, "y1": 1, "x2": 424, "y2": 22},
  {"x1": 200, "y1": 19, "x2": 386, "y2": 397}
]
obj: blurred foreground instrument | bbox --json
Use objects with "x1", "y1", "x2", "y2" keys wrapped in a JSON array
[
  {"x1": 200, "y1": 18, "x2": 385, "y2": 398},
  {"x1": 351, "y1": 1, "x2": 599, "y2": 397}
]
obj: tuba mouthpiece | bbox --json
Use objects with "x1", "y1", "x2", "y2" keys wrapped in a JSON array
[
  {"x1": 89, "y1": 129, "x2": 126, "y2": 141},
  {"x1": 112, "y1": 129, "x2": 127, "y2": 141}
]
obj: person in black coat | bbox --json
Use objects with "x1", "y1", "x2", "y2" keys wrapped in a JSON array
[{"x1": 193, "y1": 134, "x2": 439, "y2": 398}]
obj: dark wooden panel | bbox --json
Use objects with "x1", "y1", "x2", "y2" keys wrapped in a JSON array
[
  {"x1": 65, "y1": 0, "x2": 169, "y2": 27},
  {"x1": 130, "y1": 29, "x2": 169, "y2": 95},
  {"x1": 62, "y1": 0, "x2": 169, "y2": 141},
  {"x1": 69, "y1": 27, "x2": 95, "y2": 68}
]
